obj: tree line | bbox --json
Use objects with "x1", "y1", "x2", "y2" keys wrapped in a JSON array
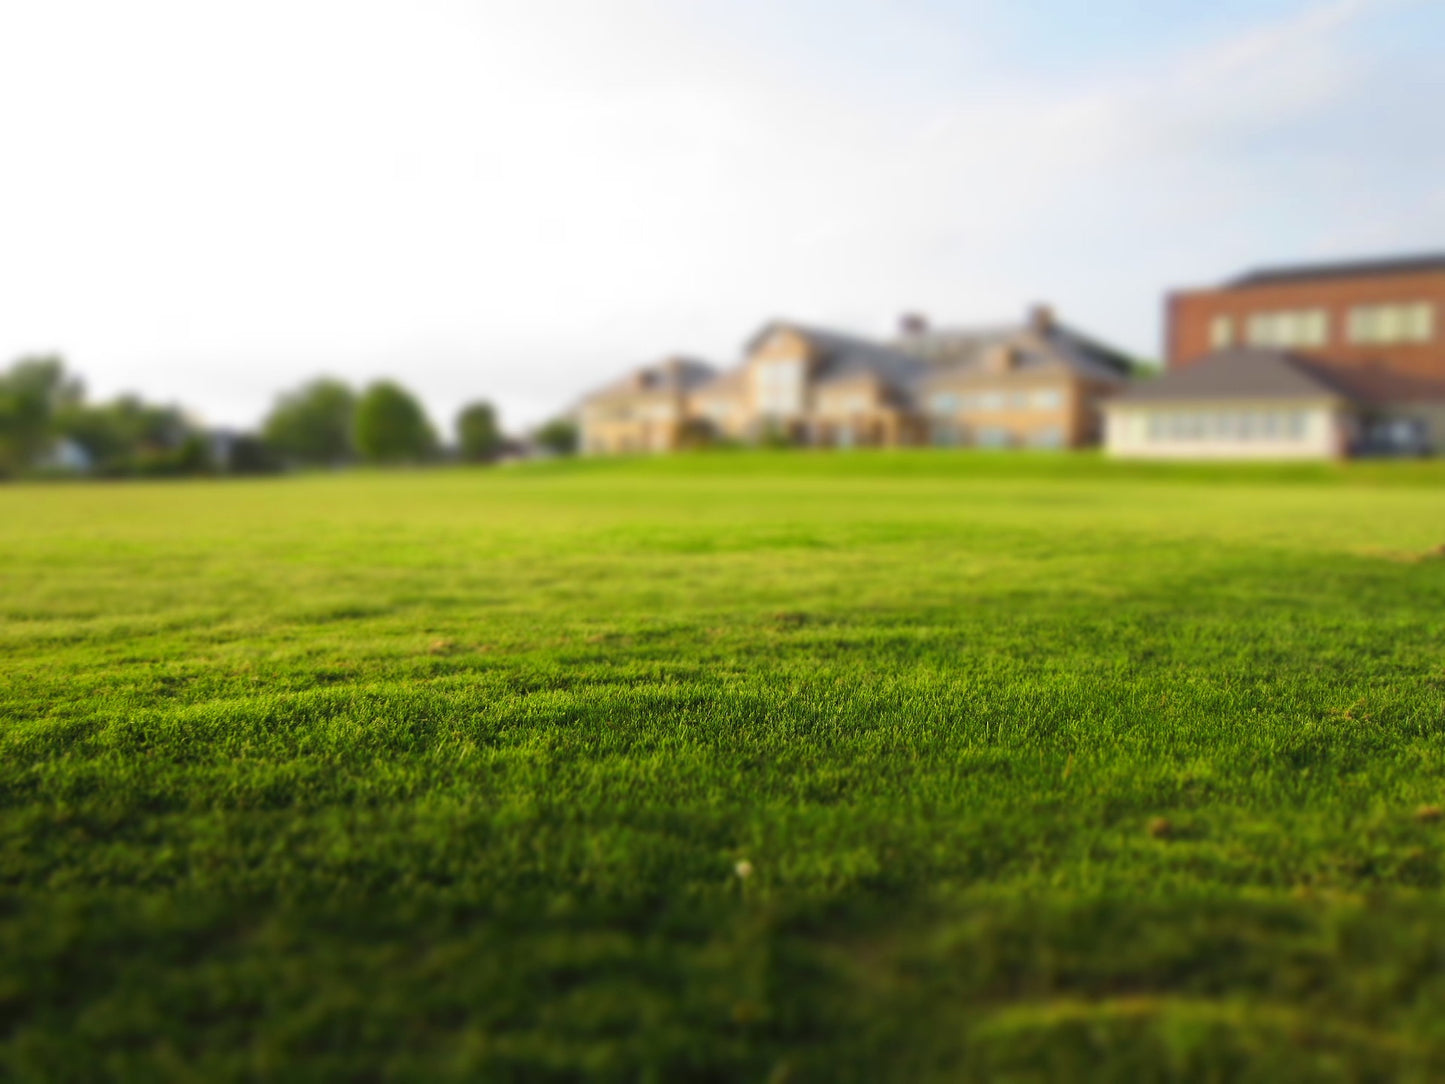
[{"x1": 0, "y1": 355, "x2": 577, "y2": 478}]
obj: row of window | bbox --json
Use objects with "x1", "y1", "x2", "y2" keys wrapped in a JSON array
[
  {"x1": 1210, "y1": 302, "x2": 1435, "y2": 350},
  {"x1": 933, "y1": 424, "x2": 1064, "y2": 448},
  {"x1": 930, "y1": 388, "x2": 1063, "y2": 413},
  {"x1": 1144, "y1": 410, "x2": 1311, "y2": 442}
]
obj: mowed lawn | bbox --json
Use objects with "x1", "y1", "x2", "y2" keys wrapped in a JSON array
[{"x1": 4, "y1": 453, "x2": 1445, "y2": 1081}]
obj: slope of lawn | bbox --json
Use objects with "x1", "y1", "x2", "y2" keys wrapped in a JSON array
[{"x1": 3, "y1": 451, "x2": 1445, "y2": 1081}]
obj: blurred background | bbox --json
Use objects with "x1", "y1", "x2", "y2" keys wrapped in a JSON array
[{"x1": 1, "y1": 0, "x2": 1442, "y2": 467}]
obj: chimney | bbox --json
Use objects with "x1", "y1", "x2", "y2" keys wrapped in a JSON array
[
  {"x1": 898, "y1": 312, "x2": 929, "y2": 338},
  {"x1": 1028, "y1": 304, "x2": 1056, "y2": 335}
]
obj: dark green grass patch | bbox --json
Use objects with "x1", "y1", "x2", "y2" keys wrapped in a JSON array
[{"x1": 2, "y1": 452, "x2": 1445, "y2": 1080}]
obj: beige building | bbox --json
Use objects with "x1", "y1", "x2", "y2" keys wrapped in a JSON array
[
  {"x1": 1104, "y1": 348, "x2": 1445, "y2": 459},
  {"x1": 578, "y1": 307, "x2": 1135, "y2": 453},
  {"x1": 903, "y1": 307, "x2": 1128, "y2": 448},
  {"x1": 578, "y1": 357, "x2": 717, "y2": 455}
]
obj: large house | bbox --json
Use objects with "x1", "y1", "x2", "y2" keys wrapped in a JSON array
[
  {"x1": 1109, "y1": 253, "x2": 1445, "y2": 459},
  {"x1": 579, "y1": 307, "x2": 1133, "y2": 454},
  {"x1": 575, "y1": 357, "x2": 718, "y2": 455}
]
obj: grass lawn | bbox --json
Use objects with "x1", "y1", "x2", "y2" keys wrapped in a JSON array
[{"x1": 4, "y1": 451, "x2": 1445, "y2": 1081}]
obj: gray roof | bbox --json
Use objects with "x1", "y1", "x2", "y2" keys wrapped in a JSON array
[
  {"x1": 582, "y1": 356, "x2": 717, "y2": 403},
  {"x1": 744, "y1": 321, "x2": 929, "y2": 393},
  {"x1": 1226, "y1": 252, "x2": 1445, "y2": 289},
  {"x1": 1111, "y1": 348, "x2": 1359, "y2": 404},
  {"x1": 900, "y1": 322, "x2": 1131, "y2": 386}
]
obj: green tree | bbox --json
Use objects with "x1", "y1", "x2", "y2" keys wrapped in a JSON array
[
  {"x1": 262, "y1": 378, "x2": 357, "y2": 466},
  {"x1": 55, "y1": 395, "x2": 192, "y2": 475},
  {"x1": 534, "y1": 417, "x2": 578, "y2": 456},
  {"x1": 0, "y1": 355, "x2": 82, "y2": 474},
  {"x1": 353, "y1": 381, "x2": 436, "y2": 463},
  {"x1": 456, "y1": 401, "x2": 502, "y2": 463}
]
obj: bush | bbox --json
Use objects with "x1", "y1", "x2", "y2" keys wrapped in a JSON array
[{"x1": 534, "y1": 417, "x2": 578, "y2": 456}]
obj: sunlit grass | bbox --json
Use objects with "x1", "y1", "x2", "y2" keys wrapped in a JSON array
[{"x1": 3, "y1": 452, "x2": 1445, "y2": 1080}]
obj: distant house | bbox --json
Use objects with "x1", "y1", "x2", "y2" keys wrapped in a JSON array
[
  {"x1": 578, "y1": 307, "x2": 1134, "y2": 453},
  {"x1": 578, "y1": 357, "x2": 718, "y2": 455},
  {"x1": 694, "y1": 321, "x2": 930, "y2": 447},
  {"x1": 901, "y1": 307, "x2": 1131, "y2": 449},
  {"x1": 1103, "y1": 348, "x2": 1445, "y2": 459}
]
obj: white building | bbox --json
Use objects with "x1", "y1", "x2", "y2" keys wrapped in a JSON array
[{"x1": 1104, "y1": 348, "x2": 1445, "y2": 460}]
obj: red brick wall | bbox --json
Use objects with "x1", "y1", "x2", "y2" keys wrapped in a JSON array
[{"x1": 1166, "y1": 269, "x2": 1445, "y2": 380}]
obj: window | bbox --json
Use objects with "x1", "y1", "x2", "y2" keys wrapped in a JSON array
[
  {"x1": 1347, "y1": 302, "x2": 1434, "y2": 344},
  {"x1": 1031, "y1": 389, "x2": 1063, "y2": 410},
  {"x1": 1143, "y1": 408, "x2": 1310, "y2": 442},
  {"x1": 1210, "y1": 315, "x2": 1235, "y2": 349},
  {"x1": 1029, "y1": 427, "x2": 1064, "y2": 449},
  {"x1": 931, "y1": 422, "x2": 963, "y2": 447},
  {"x1": 930, "y1": 393, "x2": 960, "y2": 414},
  {"x1": 702, "y1": 399, "x2": 733, "y2": 423},
  {"x1": 755, "y1": 359, "x2": 805, "y2": 416},
  {"x1": 978, "y1": 392, "x2": 1005, "y2": 411},
  {"x1": 1246, "y1": 309, "x2": 1329, "y2": 348},
  {"x1": 977, "y1": 427, "x2": 1011, "y2": 448}
]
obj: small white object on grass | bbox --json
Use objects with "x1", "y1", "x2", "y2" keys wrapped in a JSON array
[{"x1": 734, "y1": 859, "x2": 754, "y2": 880}]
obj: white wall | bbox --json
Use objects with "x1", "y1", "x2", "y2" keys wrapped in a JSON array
[{"x1": 1104, "y1": 400, "x2": 1346, "y2": 460}]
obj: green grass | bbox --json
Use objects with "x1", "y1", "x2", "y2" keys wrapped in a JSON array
[{"x1": 3, "y1": 451, "x2": 1445, "y2": 1081}]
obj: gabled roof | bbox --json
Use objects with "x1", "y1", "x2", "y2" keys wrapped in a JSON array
[
  {"x1": 901, "y1": 321, "x2": 1131, "y2": 385},
  {"x1": 1225, "y1": 252, "x2": 1445, "y2": 289},
  {"x1": 581, "y1": 356, "x2": 717, "y2": 404},
  {"x1": 689, "y1": 366, "x2": 747, "y2": 400},
  {"x1": 744, "y1": 321, "x2": 929, "y2": 392},
  {"x1": 1112, "y1": 348, "x2": 1360, "y2": 404}
]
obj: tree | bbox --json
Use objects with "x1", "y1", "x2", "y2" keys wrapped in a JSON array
[
  {"x1": 353, "y1": 381, "x2": 436, "y2": 463},
  {"x1": 262, "y1": 378, "x2": 356, "y2": 466},
  {"x1": 534, "y1": 417, "x2": 578, "y2": 456},
  {"x1": 55, "y1": 395, "x2": 192, "y2": 475},
  {"x1": 456, "y1": 401, "x2": 502, "y2": 463},
  {"x1": 0, "y1": 355, "x2": 83, "y2": 474}
]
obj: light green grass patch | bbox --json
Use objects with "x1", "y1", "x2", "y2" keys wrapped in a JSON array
[{"x1": 2, "y1": 452, "x2": 1445, "y2": 1081}]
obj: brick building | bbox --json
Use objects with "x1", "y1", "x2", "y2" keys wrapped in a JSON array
[
  {"x1": 1107, "y1": 253, "x2": 1445, "y2": 460},
  {"x1": 1166, "y1": 253, "x2": 1445, "y2": 380}
]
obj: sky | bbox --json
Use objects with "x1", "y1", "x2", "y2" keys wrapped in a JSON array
[{"x1": 2, "y1": 0, "x2": 1443, "y2": 435}]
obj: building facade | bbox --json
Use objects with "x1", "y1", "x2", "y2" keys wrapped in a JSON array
[
  {"x1": 1134, "y1": 253, "x2": 1445, "y2": 459},
  {"x1": 1166, "y1": 254, "x2": 1445, "y2": 381},
  {"x1": 577, "y1": 357, "x2": 717, "y2": 455},
  {"x1": 578, "y1": 308, "x2": 1134, "y2": 454},
  {"x1": 902, "y1": 308, "x2": 1129, "y2": 449},
  {"x1": 1104, "y1": 347, "x2": 1445, "y2": 460}
]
